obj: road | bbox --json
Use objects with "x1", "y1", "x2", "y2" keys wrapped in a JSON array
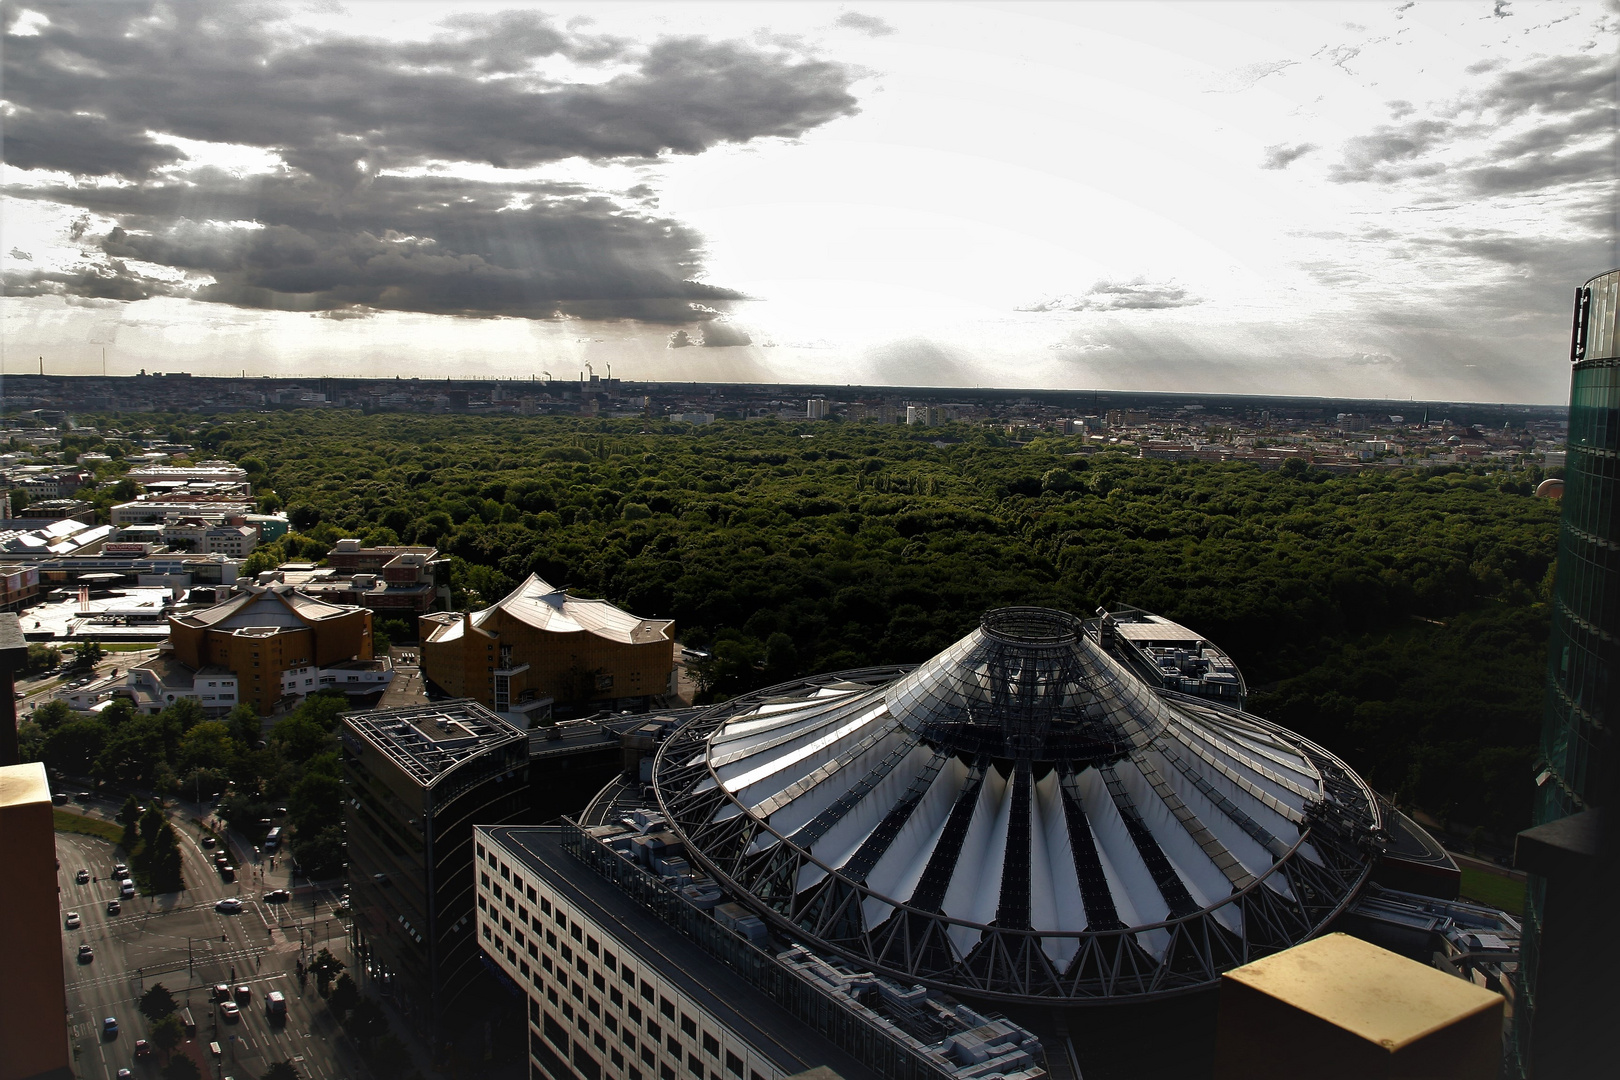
[{"x1": 55, "y1": 797, "x2": 361, "y2": 1080}]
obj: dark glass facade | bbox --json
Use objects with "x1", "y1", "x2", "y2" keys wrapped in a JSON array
[{"x1": 1516, "y1": 269, "x2": 1620, "y2": 1074}]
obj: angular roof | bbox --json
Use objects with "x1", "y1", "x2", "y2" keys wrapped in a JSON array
[
  {"x1": 431, "y1": 574, "x2": 672, "y2": 646},
  {"x1": 172, "y1": 584, "x2": 360, "y2": 630},
  {"x1": 653, "y1": 607, "x2": 1382, "y2": 1004}
]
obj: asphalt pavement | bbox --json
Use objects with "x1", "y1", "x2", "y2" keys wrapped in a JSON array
[{"x1": 55, "y1": 797, "x2": 361, "y2": 1080}]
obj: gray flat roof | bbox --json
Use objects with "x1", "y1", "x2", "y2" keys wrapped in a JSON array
[
  {"x1": 484, "y1": 825, "x2": 880, "y2": 1080},
  {"x1": 344, "y1": 699, "x2": 525, "y2": 787}
]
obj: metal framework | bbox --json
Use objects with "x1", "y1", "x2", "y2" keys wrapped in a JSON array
[{"x1": 653, "y1": 609, "x2": 1383, "y2": 1005}]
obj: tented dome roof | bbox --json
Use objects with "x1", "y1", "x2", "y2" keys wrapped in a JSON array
[{"x1": 654, "y1": 608, "x2": 1382, "y2": 1003}]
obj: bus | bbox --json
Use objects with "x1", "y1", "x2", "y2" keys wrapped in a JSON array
[{"x1": 264, "y1": 827, "x2": 282, "y2": 852}]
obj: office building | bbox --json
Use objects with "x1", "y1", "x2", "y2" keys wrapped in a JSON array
[
  {"x1": 460, "y1": 607, "x2": 1413, "y2": 1080},
  {"x1": 272, "y1": 539, "x2": 442, "y2": 615},
  {"x1": 421, "y1": 574, "x2": 675, "y2": 722},
  {"x1": 343, "y1": 701, "x2": 530, "y2": 1035},
  {"x1": 168, "y1": 583, "x2": 385, "y2": 714},
  {"x1": 0, "y1": 762, "x2": 70, "y2": 1080},
  {"x1": 1514, "y1": 268, "x2": 1620, "y2": 1076}
]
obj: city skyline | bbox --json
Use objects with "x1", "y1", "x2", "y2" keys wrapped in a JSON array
[{"x1": 2, "y1": 1, "x2": 1615, "y2": 403}]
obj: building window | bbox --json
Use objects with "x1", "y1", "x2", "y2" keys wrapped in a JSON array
[
  {"x1": 593, "y1": 972, "x2": 604, "y2": 992},
  {"x1": 646, "y1": 1021, "x2": 660, "y2": 1042},
  {"x1": 641, "y1": 1047, "x2": 656, "y2": 1069},
  {"x1": 528, "y1": 885, "x2": 538, "y2": 903},
  {"x1": 660, "y1": 998, "x2": 675, "y2": 1022},
  {"x1": 666, "y1": 1036, "x2": 679, "y2": 1056},
  {"x1": 541, "y1": 897, "x2": 552, "y2": 915},
  {"x1": 725, "y1": 1052, "x2": 743, "y2": 1078},
  {"x1": 587, "y1": 936, "x2": 599, "y2": 956},
  {"x1": 622, "y1": 967, "x2": 636, "y2": 988},
  {"x1": 609, "y1": 988, "x2": 623, "y2": 1008},
  {"x1": 686, "y1": 1053, "x2": 702, "y2": 1078},
  {"x1": 544, "y1": 1014, "x2": 570, "y2": 1054},
  {"x1": 478, "y1": 897, "x2": 487, "y2": 912},
  {"x1": 701, "y1": 1034, "x2": 718, "y2": 1058},
  {"x1": 640, "y1": 983, "x2": 654, "y2": 1004},
  {"x1": 680, "y1": 1016, "x2": 696, "y2": 1039},
  {"x1": 627, "y1": 1003, "x2": 641, "y2": 1025}
]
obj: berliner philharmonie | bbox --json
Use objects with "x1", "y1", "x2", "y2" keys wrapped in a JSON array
[{"x1": 464, "y1": 605, "x2": 1511, "y2": 1080}]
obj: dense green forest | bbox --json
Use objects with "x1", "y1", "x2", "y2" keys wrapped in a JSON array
[{"x1": 94, "y1": 412, "x2": 1561, "y2": 835}]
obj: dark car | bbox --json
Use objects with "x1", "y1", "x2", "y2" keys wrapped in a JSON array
[
  {"x1": 220, "y1": 865, "x2": 236, "y2": 882},
  {"x1": 214, "y1": 854, "x2": 229, "y2": 868},
  {"x1": 201, "y1": 836, "x2": 217, "y2": 849},
  {"x1": 135, "y1": 1039, "x2": 152, "y2": 1059},
  {"x1": 263, "y1": 889, "x2": 290, "y2": 903},
  {"x1": 106, "y1": 899, "x2": 121, "y2": 915}
]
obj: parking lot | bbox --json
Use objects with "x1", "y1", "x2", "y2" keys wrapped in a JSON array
[{"x1": 55, "y1": 803, "x2": 359, "y2": 1080}]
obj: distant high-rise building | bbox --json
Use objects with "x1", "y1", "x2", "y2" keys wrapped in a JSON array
[
  {"x1": 1514, "y1": 268, "x2": 1620, "y2": 1075},
  {"x1": 806, "y1": 397, "x2": 829, "y2": 420}
]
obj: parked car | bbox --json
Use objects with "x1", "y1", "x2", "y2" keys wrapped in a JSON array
[
  {"x1": 52, "y1": 792, "x2": 69, "y2": 805},
  {"x1": 65, "y1": 912, "x2": 80, "y2": 929},
  {"x1": 220, "y1": 1001, "x2": 240, "y2": 1022},
  {"x1": 219, "y1": 865, "x2": 236, "y2": 882},
  {"x1": 214, "y1": 898, "x2": 243, "y2": 914},
  {"x1": 102, "y1": 1017, "x2": 118, "y2": 1038},
  {"x1": 214, "y1": 854, "x2": 229, "y2": 868},
  {"x1": 263, "y1": 889, "x2": 290, "y2": 903},
  {"x1": 77, "y1": 944, "x2": 93, "y2": 962},
  {"x1": 76, "y1": 791, "x2": 92, "y2": 801},
  {"x1": 201, "y1": 836, "x2": 217, "y2": 849},
  {"x1": 106, "y1": 900, "x2": 121, "y2": 915},
  {"x1": 75, "y1": 869, "x2": 89, "y2": 884}
]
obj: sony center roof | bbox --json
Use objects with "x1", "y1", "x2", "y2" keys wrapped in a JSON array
[{"x1": 653, "y1": 607, "x2": 1382, "y2": 1004}]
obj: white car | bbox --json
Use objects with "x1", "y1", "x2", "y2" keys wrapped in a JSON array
[
  {"x1": 65, "y1": 912, "x2": 80, "y2": 929},
  {"x1": 120, "y1": 880, "x2": 135, "y2": 898},
  {"x1": 214, "y1": 898, "x2": 243, "y2": 914}
]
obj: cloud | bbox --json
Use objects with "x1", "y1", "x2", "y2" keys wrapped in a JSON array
[
  {"x1": 699, "y1": 322, "x2": 753, "y2": 347},
  {"x1": 668, "y1": 330, "x2": 694, "y2": 348},
  {"x1": 0, "y1": 2, "x2": 861, "y2": 322},
  {"x1": 1206, "y1": 60, "x2": 1296, "y2": 93},
  {"x1": 1327, "y1": 119, "x2": 1455, "y2": 183},
  {"x1": 1019, "y1": 277, "x2": 1205, "y2": 313},
  {"x1": 1261, "y1": 142, "x2": 1318, "y2": 170},
  {"x1": 834, "y1": 11, "x2": 896, "y2": 37}
]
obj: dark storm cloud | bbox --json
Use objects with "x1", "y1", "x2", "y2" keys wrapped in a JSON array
[
  {"x1": 1019, "y1": 278, "x2": 1204, "y2": 313},
  {"x1": 1261, "y1": 142, "x2": 1317, "y2": 170},
  {"x1": 1327, "y1": 52, "x2": 1615, "y2": 195},
  {"x1": 1, "y1": 2, "x2": 861, "y2": 320}
]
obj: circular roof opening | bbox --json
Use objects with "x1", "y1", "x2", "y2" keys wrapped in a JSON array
[{"x1": 979, "y1": 606, "x2": 1081, "y2": 645}]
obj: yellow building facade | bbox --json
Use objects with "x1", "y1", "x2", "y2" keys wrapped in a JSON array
[
  {"x1": 169, "y1": 585, "x2": 374, "y2": 714},
  {"x1": 420, "y1": 574, "x2": 674, "y2": 719}
]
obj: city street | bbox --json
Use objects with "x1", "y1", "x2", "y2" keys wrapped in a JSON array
[{"x1": 55, "y1": 799, "x2": 359, "y2": 1080}]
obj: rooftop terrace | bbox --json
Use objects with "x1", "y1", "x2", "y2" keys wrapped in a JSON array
[{"x1": 343, "y1": 699, "x2": 525, "y2": 787}]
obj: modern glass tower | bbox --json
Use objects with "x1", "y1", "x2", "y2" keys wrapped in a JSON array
[{"x1": 1516, "y1": 269, "x2": 1620, "y2": 1072}]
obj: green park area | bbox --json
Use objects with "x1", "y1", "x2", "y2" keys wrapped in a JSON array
[{"x1": 24, "y1": 411, "x2": 1560, "y2": 844}]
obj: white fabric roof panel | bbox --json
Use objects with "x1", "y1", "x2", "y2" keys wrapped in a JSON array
[{"x1": 660, "y1": 606, "x2": 1383, "y2": 1003}]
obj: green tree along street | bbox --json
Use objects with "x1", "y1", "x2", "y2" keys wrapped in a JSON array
[
  {"x1": 43, "y1": 410, "x2": 1562, "y2": 841},
  {"x1": 162, "y1": 1057, "x2": 202, "y2": 1080},
  {"x1": 138, "y1": 982, "x2": 178, "y2": 1022}
]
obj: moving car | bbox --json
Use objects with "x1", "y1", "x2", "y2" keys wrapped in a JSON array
[
  {"x1": 263, "y1": 888, "x2": 290, "y2": 903},
  {"x1": 102, "y1": 1017, "x2": 118, "y2": 1038},
  {"x1": 266, "y1": 991, "x2": 286, "y2": 1022},
  {"x1": 77, "y1": 944, "x2": 93, "y2": 963},
  {"x1": 233, "y1": 985, "x2": 251, "y2": 1004},
  {"x1": 201, "y1": 836, "x2": 217, "y2": 849},
  {"x1": 106, "y1": 899, "x2": 121, "y2": 915},
  {"x1": 117, "y1": 1071, "x2": 131, "y2": 1080},
  {"x1": 214, "y1": 898, "x2": 243, "y2": 914},
  {"x1": 219, "y1": 865, "x2": 236, "y2": 882},
  {"x1": 135, "y1": 1039, "x2": 152, "y2": 1059},
  {"x1": 65, "y1": 912, "x2": 80, "y2": 929},
  {"x1": 112, "y1": 863, "x2": 128, "y2": 877},
  {"x1": 220, "y1": 1001, "x2": 240, "y2": 1022},
  {"x1": 213, "y1": 984, "x2": 231, "y2": 1002},
  {"x1": 120, "y1": 880, "x2": 135, "y2": 898},
  {"x1": 75, "y1": 869, "x2": 89, "y2": 884}
]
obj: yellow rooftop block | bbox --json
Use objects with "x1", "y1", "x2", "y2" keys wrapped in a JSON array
[
  {"x1": 0, "y1": 760, "x2": 49, "y2": 808},
  {"x1": 1213, "y1": 933, "x2": 1504, "y2": 1080}
]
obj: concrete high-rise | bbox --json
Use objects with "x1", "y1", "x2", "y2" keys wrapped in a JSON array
[{"x1": 0, "y1": 762, "x2": 70, "y2": 1080}]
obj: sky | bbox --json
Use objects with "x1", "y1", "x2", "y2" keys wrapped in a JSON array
[{"x1": 2, "y1": 1, "x2": 1615, "y2": 403}]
